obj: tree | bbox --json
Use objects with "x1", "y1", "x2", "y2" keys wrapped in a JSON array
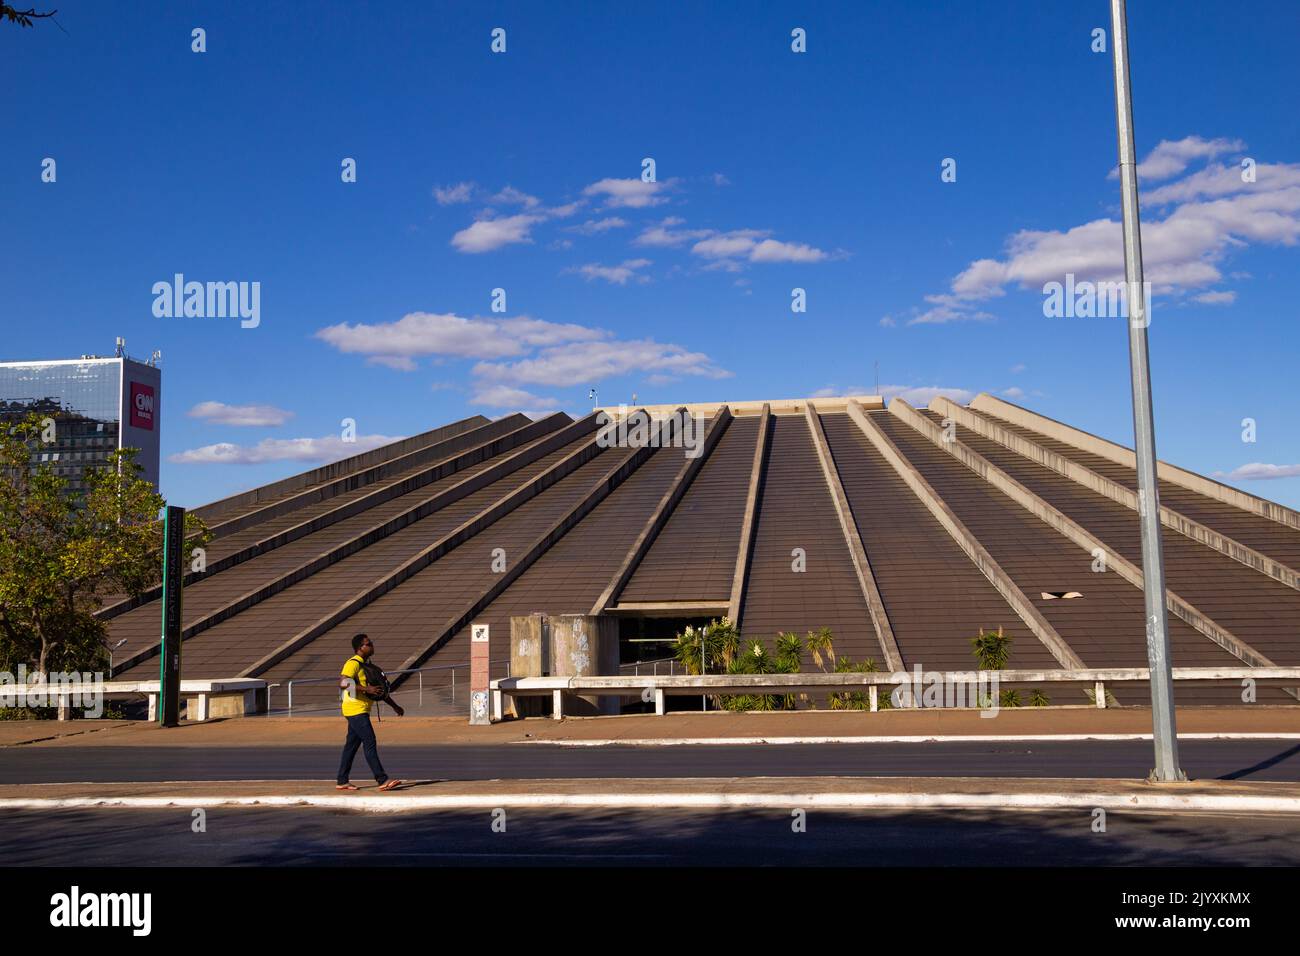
[
  {"x1": 1, "y1": 4, "x2": 60, "y2": 28},
  {"x1": 0, "y1": 414, "x2": 210, "y2": 675}
]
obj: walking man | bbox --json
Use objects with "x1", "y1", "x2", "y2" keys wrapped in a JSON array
[{"x1": 336, "y1": 633, "x2": 404, "y2": 791}]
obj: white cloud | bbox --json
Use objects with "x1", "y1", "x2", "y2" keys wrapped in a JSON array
[
  {"x1": 171, "y1": 434, "x2": 400, "y2": 465},
  {"x1": 569, "y1": 217, "x2": 628, "y2": 235},
  {"x1": 1145, "y1": 161, "x2": 1300, "y2": 205},
  {"x1": 1001, "y1": 386, "x2": 1026, "y2": 399},
  {"x1": 635, "y1": 217, "x2": 714, "y2": 247},
  {"x1": 879, "y1": 384, "x2": 975, "y2": 406},
  {"x1": 490, "y1": 186, "x2": 541, "y2": 208},
  {"x1": 315, "y1": 312, "x2": 605, "y2": 366},
  {"x1": 908, "y1": 303, "x2": 995, "y2": 326},
  {"x1": 367, "y1": 355, "x2": 418, "y2": 371},
  {"x1": 583, "y1": 177, "x2": 669, "y2": 209},
  {"x1": 689, "y1": 229, "x2": 832, "y2": 267},
  {"x1": 545, "y1": 201, "x2": 583, "y2": 219},
  {"x1": 186, "y1": 401, "x2": 294, "y2": 427},
  {"x1": 879, "y1": 316, "x2": 897, "y2": 328},
  {"x1": 433, "y1": 182, "x2": 475, "y2": 205},
  {"x1": 1107, "y1": 136, "x2": 1244, "y2": 183},
  {"x1": 473, "y1": 339, "x2": 731, "y2": 387},
  {"x1": 1215, "y1": 463, "x2": 1300, "y2": 481},
  {"x1": 451, "y1": 213, "x2": 543, "y2": 253},
  {"x1": 566, "y1": 258, "x2": 652, "y2": 285},
  {"x1": 470, "y1": 385, "x2": 557, "y2": 411},
  {"x1": 1010, "y1": 363, "x2": 1027, "y2": 373},
  {"x1": 1193, "y1": 290, "x2": 1236, "y2": 304},
  {"x1": 691, "y1": 230, "x2": 768, "y2": 259},
  {"x1": 749, "y1": 239, "x2": 829, "y2": 263},
  {"x1": 812, "y1": 385, "x2": 869, "y2": 398},
  {"x1": 909, "y1": 138, "x2": 1300, "y2": 324}
]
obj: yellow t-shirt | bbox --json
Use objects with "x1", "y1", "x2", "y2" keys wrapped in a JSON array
[{"x1": 340, "y1": 655, "x2": 372, "y2": 717}]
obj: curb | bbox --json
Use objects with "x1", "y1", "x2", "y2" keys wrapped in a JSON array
[
  {"x1": 520, "y1": 732, "x2": 1300, "y2": 747},
  {"x1": 3, "y1": 791, "x2": 1300, "y2": 814}
]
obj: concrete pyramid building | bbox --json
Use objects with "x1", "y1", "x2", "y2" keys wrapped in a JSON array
[{"x1": 103, "y1": 394, "x2": 1300, "y2": 711}]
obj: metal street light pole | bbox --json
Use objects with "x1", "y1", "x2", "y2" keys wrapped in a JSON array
[{"x1": 1109, "y1": 0, "x2": 1184, "y2": 782}]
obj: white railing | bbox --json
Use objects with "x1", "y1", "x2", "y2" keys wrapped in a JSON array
[
  {"x1": 283, "y1": 660, "x2": 511, "y2": 716},
  {"x1": 490, "y1": 666, "x2": 1300, "y2": 720}
]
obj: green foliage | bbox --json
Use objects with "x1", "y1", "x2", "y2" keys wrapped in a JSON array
[
  {"x1": 804, "y1": 626, "x2": 835, "y2": 672},
  {"x1": 774, "y1": 631, "x2": 804, "y2": 671},
  {"x1": 999, "y1": 689, "x2": 1022, "y2": 708},
  {"x1": 1028, "y1": 689, "x2": 1051, "y2": 707},
  {"x1": 829, "y1": 655, "x2": 884, "y2": 710},
  {"x1": 671, "y1": 617, "x2": 740, "y2": 676},
  {"x1": 0, "y1": 414, "x2": 211, "y2": 675},
  {"x1": 722, "y1": 639, "x2": 790, "y2": 711},
  {"x1": 971, "y1": 626, "x2": 1012, "y2": 671}
]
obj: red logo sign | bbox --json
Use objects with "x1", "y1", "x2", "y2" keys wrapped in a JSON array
[{"x1": 130, "y1": 382, "x2": 155, "y2": 430}]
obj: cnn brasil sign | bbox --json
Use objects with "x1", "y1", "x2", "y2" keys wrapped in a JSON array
[{"x1": 129, "y1": 382, "x2": 155, "y2": 430}]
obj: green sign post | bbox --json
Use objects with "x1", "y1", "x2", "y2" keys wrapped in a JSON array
[{"x1": 159, "y1": 505, "x2": 185, "y2": 726}]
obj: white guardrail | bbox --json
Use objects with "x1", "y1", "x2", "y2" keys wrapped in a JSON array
[{"x1": 490, "y1": 667, "x2": 1300, "y2": 719}]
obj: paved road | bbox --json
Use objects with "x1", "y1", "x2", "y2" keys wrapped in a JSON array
[
  {"x1": 2, "y1": 804, "x2": 1297, "y2": 865},
  {"x1": 4, "y1": 739, "x2": 1300, "y2": 783}
]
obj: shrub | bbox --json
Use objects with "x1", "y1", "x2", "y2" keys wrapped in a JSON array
[{"x1": 971, "y1": 626, "x2": 1012, "y2": 671}]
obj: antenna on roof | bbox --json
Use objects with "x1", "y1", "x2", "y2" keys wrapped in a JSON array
[
  {"x1": 587, "y1": 387, "x2": 598, "y2": 409},
  {"x1": 115, "y1": 337, "x2": 125, "y2": 358}
]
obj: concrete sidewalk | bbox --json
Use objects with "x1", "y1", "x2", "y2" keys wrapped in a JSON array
[
  {"x1": 5, "y1": 706, "x2": 1300, "y2": 748},
  {"x1": 3, "y1": 775, "x2": 1300, "y2": 814}
]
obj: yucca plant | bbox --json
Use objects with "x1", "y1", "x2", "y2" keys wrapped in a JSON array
[
  {"x1": 828, "y1": 656, "x2": 880, "y2": 710},
  {"x1": 1028, "y1": 689, "x2": 1050, "y2": 707},
  {"x1": 720, "y1": 640, "x2": 785, "y2": 711},
  {"x1": 672, "y1": 617, "x2": 741, "y2": 677},
  {"x1": 805, "y1": 627, "x2": 835, "y2": 673},
  {"x1": 775, "y1": 631, "x2": 804, "y2": 671},
  {"x1": 999, "y1": 688, "x2": 1022, "y2": 708},
  {"x1": 971, "y1": 626, "x2": 1012, "y2": 671}
]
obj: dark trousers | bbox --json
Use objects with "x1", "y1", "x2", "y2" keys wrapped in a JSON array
[{"x1": 337, "y1": 713, "x2": 387, "y2": 785}]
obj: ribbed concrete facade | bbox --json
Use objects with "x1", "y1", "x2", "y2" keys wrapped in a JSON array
[{"x1": 103, "y1": 396, "x2": 1300, "y2": 709}]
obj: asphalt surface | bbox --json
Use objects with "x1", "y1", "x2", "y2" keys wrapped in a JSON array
[
  {"x1": 2, "y1": 805, "x2": 1298, "y2": 865},
  {"x1": 4, "y1": 738, "x2": 1300, "y2": 783}
]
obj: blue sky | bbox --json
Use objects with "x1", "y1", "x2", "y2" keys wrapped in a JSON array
[{"x1": 3, "y1": 0, "x2": 1299, "y2": 508}]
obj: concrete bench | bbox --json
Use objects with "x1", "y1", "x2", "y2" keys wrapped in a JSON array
[{"x1": 41, "y1": 679, "x2": 268, "y2": 721}]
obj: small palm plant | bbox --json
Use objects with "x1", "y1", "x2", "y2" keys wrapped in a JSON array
[
  {"x1": 971, "y1": 626, "x2": 1013, "y2": 671},
  {"x1": 999, "y1": 689, "x2": 1022, "y2": 708},
  {"x1": 673, "y1": 617, "x2": 741, "y2": 677},
  {"x1": 829, "y1": 656, "x2": 881, "y2": 710},
  {"x1": 774, "y1": 632, "x2": 805, "y2": 708},
  {"x1": 805, "y1": 627, "x2": 835, "y2": 673},
  {"x1": 1028, "y1": 689, "x2": 1051, "y2": 707},
  {"x1": 725, "y1": 640, "x2": 783, "y2": 711},
  {"x1": 972, "y1": 626, "x2": 1012, "y2": 709}
]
